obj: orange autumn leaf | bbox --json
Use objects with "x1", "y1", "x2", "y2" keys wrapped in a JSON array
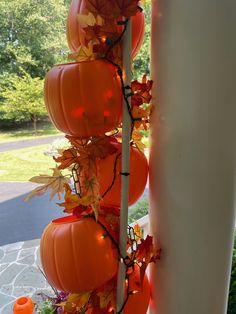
[
  {"x1": 132, "y1": 129, "x2": 146, "y2": 151},
  {"x1": 76, "y1": 153, "x2": 97, "y2": 177},
  {"x1": 66, "y1": 135, "x2": 89, "y2": 149},
  {"x1": 24, "y1": 167, "x2": 70, "y2": 202},
  {"x1": 54, "y1": 148, "x2": 79, "y2": 170},
  {"x1": 132, "y1": 106, "x2": 150, "y2": 130},
  {"x1": 82, "y1": 175, "x2": 101, "y2": 219}
]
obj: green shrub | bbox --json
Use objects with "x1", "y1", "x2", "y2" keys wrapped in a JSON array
[{"x1": 128, "y1": 196, "x2": 149, "y2": 224}]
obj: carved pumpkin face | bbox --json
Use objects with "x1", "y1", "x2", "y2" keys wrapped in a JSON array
[
  {"x1": 40, "y1": 216, "x2": 118, "y2": 293},
  {"x1": 44, "y1": 60, "x2": 122, "y2": 138},
  {"x1": 66, "y1": 0, "x2": 145, "y2": 59},
  {"x1": 97, "y1": 142, "x2": 149, "y2": 207}
]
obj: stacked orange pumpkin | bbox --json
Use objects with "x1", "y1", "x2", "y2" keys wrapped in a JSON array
[{"x1": 41, "y1": 0, "x2": 150, "y2": 313}]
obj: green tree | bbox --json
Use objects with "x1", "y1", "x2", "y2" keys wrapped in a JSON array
[
  {"x1": 0, "y1": 73, "x2": 47, "y2": 133},
  {"x1": 133, "y1": 0, "x2": 151, "y2": 79},
  {"x1": 0, "y1": 0, "x2": 69, "y2": 79},
  {"x1": 0, "y1": 0, "x2": 70, "y2": 128}
]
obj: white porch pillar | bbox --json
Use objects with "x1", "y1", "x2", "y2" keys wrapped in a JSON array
[{"x1": 149, "y1": 1, "x2": 236, "y2": 314}]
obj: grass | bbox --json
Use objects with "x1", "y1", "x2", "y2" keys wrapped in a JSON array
[
  {"x1": 0, "y1": 122, "x2": 61, "y2": 143},
  {"x1": 0, "y1": 145, "x2": 56, "y2": 181}
]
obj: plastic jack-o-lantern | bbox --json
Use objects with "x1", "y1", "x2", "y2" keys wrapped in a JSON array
[
  {"x1": 66, "y1": 0, "x2": 145, "y2": 59},
  {"x1": 44, "y1": 60, "x2": 122, "y2": 138},
  {"x1": 40, "y1": 216, "x2": 118, "y2": 293},
  {"x1": 97, "y1": 142, "x2": 148, "y2": 207}
]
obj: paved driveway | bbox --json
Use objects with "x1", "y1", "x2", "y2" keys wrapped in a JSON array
[
  {"x1": 0, "y1": 135, "x2": 63, "y2": 152},
  {"x1": 0, "y1": 136, "x2": 66, "y2": 245},
  {"x1": 0, "y1": 182, "x2": 66, "y2": 246}
]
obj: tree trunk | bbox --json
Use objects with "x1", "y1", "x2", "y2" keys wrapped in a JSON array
[{"x1": 33, "y1": 115, "x2": 37, "y2": 135}]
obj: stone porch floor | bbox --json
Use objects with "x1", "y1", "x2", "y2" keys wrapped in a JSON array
[{"x1": 0, "y1": 239, "x2": 54, "y2": 313}]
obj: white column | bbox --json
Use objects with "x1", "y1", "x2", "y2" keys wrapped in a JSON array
[{"x1": 150, "y1": 1, "x2": 236, "y2": 314}]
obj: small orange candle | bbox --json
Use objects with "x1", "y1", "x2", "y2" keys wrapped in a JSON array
[{"x1": 13, "y1": 296, "x2": 34, "y2": 314}]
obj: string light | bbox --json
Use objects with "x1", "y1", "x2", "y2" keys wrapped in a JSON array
[{"x1": 101, "y1": 36, "x2": 107, "y2": 43}]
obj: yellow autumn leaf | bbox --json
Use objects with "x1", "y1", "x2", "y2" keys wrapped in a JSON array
[
  {"x1": 134, "y1": 223, "x2": 143, "y2": 239},
  {"x1": 77, "y1": 12, "x2": 103, "y2": 28},
  {"x1": 57, "y1": 186, "x2": 92, "y2": 210},
  {"x1": 77, "y1": 12, "x2": 96, "y2": 28},
  {"x1": 67, "y1": 292, "x2": 91, "y2": 308},
  {"x1": 68, "y1": 41, "x2": 94, "y2": 62},
  {"x1": 132, "y1": 130, "x2": 146, "y2": 151},
  {"x1": 24, "y1": 167, "x2": 70, "y2": 202},
  {"x1": 97, "y1": 284, "x2": 116, "y2": 309}
]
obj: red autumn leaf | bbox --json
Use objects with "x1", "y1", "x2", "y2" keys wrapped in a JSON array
[
  {"x1": 131, "y1": 75, "x2": 153, "y2": 107},
  {"x1": 88, "y1": 137, "x2": 118, "y2": 159},
  {"x1": 72, "y1": 205, "x2": 93, "y2": 218},
  {"x1": 85, "y1": 0, "x2": 115, "y2": 18},
  {"x1": 136, "y1": 235, "x2": 157, "y2": 264},
  {"x1": 84, "y1": 19, "x2": 119, "y2": 45},
  {"x1": 113, "y1": 0, "x2": 141, "y2": 18},
  {"x1": 54, "y1": 148, "x2": 79, "y2": 170}
]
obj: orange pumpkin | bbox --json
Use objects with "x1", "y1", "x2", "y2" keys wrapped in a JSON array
[
  {"x1": 40, "y1": 216, "x2": 118, "y2": 293},
  {"x1": 44, "y1": 60, "x2": 122, "y2": 138},
  {"x1": 124, "y1": 268, "x2": 151, "y2": 314},
  {"x1": 86, "y1": 267, "x2": 151, "y2": 314},
  {"x1": 66, "y1": 0, "x2": 145, "y2": 59},
  {"x1": 97, "y1": 142, "x2": 148, "y2": 207}
]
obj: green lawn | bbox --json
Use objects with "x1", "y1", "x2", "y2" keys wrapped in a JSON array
[
  {"x1": 0, "y1": 123, "x2": 61, "y2": 143},
  {"x1": 0, "y1": 145, "x2": 56, "y2": 181}
]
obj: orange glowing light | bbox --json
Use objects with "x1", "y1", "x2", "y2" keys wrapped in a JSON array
[
  {"x1": 105, "y1": 90, "x2": 113, "y2": 99},
  {"x1": 101, "y1": 36, "x2": 106, "y2": 43},
  {"x1": 73, "y1": 106, "x2": 85, "y2": 117},
  {"x1": 103, "y1": 110, "x2": 110, "y2": 117}
]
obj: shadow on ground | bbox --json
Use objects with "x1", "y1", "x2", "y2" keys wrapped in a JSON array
[{"x1": 0, "y1": 191, "x2": 66, "y2": 246}]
